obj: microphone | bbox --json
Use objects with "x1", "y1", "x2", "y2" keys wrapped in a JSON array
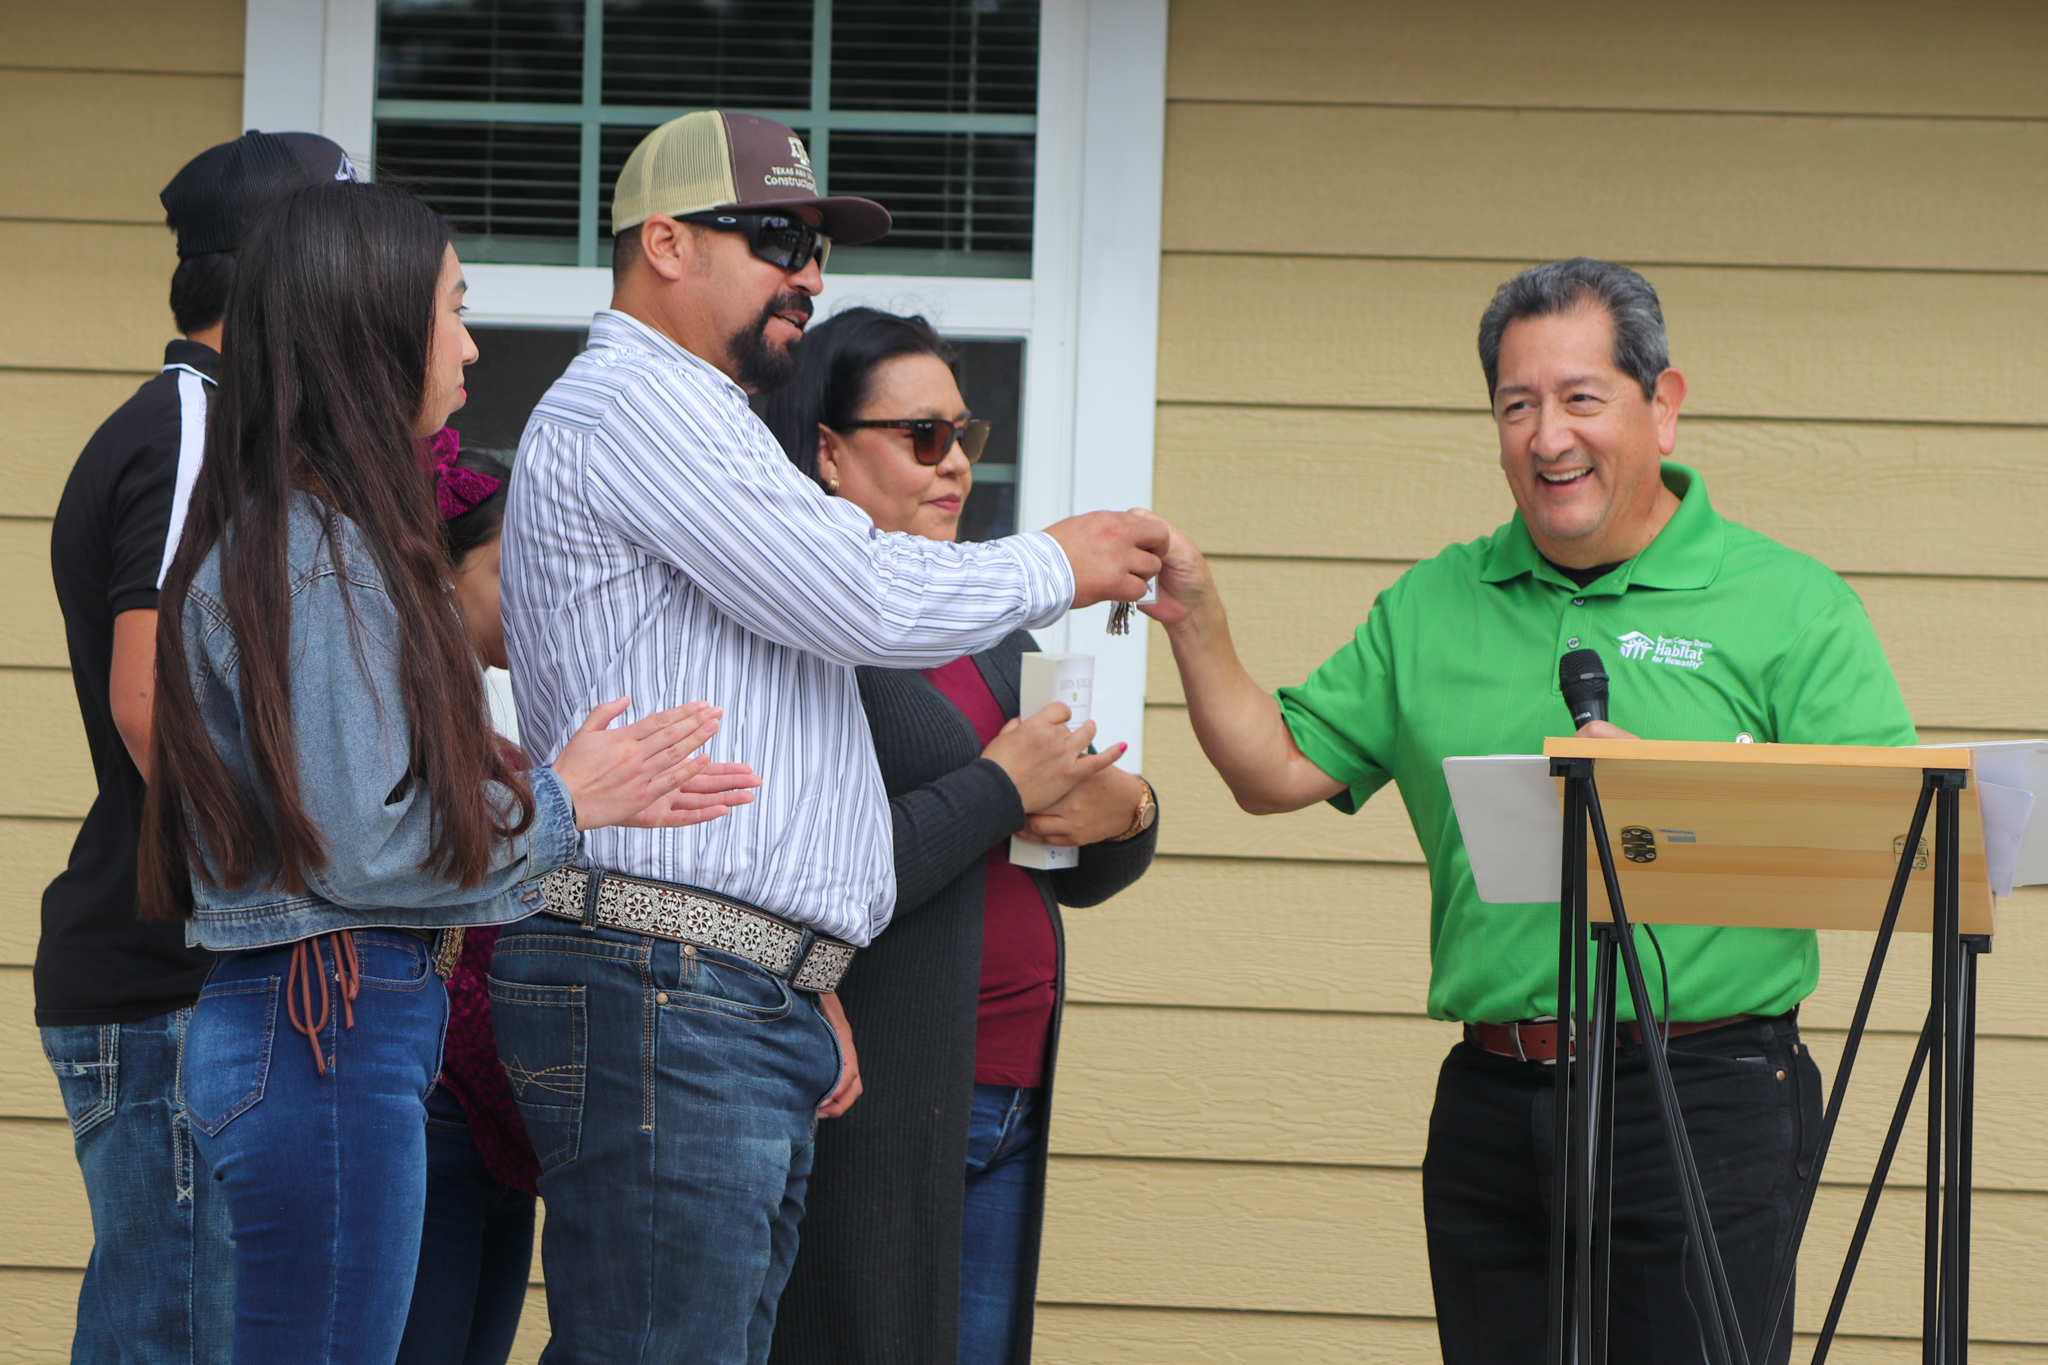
[{"x1": 1559, "y1": 648, "x2": 1609, "y2": 729}]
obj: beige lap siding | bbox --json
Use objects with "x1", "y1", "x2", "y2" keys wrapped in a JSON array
[
  {"x1": 0, "y1": 2, "x2": 244, "y2": 1357},
  {"x1": 1036, "y1": 1, "x2": 2048, "y2": 1361}
]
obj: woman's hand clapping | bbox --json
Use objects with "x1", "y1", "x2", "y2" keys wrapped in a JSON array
[
  {"x1": 551, "y1": 699, "x2": 756, "y2": 831},
  {"x1": 617, "y1": 761, "x2": 762, "y2": 828}
]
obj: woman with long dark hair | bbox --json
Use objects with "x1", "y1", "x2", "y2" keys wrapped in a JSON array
[
  {"x1": 141, "y1": 180, "x2": 738, "y2": 1365},
  {"x1": 757, "y1": 308, "x2": 1160, "y2": 1365}
]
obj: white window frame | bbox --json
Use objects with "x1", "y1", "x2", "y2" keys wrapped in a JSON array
[{"x1": 244, "y1": 0, "x2": 1166, "y2": 767}]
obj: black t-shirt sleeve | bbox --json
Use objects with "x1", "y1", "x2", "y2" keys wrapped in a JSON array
[
  {"x1": 37, "y1": 363, "x2": 217, "y2": 1026},
  {"x1": 105, "y1": 405, "x2": 183, "y2": 616}
]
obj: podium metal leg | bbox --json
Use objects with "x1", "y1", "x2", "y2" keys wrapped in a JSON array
[
  {"x1": 1932, "y1": 779, "x2": 1964, "y2": 1365},
  {"x1": 1589, "y1": 930, "x2": 1618, "y2": 1365},
  {"x1": 1812, "y1": 772, "x2": 1977, "y2": 1365},
  {"x1": 1584, "y1": 780, "x2": 1749, "y2": 1365},
  {"x1": 1929, "y1": 782, "x2": 1987, "y2": 1365},
  {"x1": 1571, "y1": 863, "x2": 1595, "y2": 1365},
  {"x1": 1550, "y1": 766, "x2": 1588, "y2": 1365},
  {"x1": 1568, "y1": 933, "x2": 1626, "y2": 1364},
  {"x1": 1958, "y1": 935, "x2": 1987, "y2": 1363},
  {"x1": 1812, "y1": 1008, "x2": 1937, "y2": 1365},
  {"x1": 1567, "y1": 925, "x2": 1620, "y2": 1365},
  {"x1": 1757, "y1": 779, "x2": 1937, "y2": 1355}
]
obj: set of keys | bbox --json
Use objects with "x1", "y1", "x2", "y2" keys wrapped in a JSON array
[{"x1": 1105, "y1": 579, "x2": 1158, "y2": 636}]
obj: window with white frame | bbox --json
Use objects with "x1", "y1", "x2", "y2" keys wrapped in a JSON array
[
  {"x1": 372, "y1": 0, "x2": 1038, "y2": 276},
  {"x1": 371, "y1": 0, "x2": 1038, "y2": 539}
]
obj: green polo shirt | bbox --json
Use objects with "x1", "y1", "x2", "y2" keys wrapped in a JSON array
[{"x1": 1278, "y1": 463, "x2": 1916, "y2": 1024}]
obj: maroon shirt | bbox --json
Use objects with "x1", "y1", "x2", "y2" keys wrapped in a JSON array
[
  {"x1": 434, "y1": 735, "x2": 543, "y2": 1196},
  {"x1": 438, "y1": 924, "x2": 541, "y2": 1195},
  {"x1": 923, "y1": 656, "x2": 1057, "y2": 1088}
]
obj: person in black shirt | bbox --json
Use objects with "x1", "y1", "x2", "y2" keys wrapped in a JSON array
[{"x1": 38, "y1": 129, "x2": 354, "y2": 1365}]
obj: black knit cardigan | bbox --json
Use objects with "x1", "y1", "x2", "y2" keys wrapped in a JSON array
[{"x1": 770, "y1": 630, "x2": 1158, "y2": 1365}]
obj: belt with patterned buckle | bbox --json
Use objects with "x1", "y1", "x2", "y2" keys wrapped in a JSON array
[{"x1": 538, "y1": 867, "x2": 856, "y2": 993}]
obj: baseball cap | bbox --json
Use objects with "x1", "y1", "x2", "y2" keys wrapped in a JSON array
[
  {"x1": 161, "y1": 130, "x2": 360, "y2": 258},
  {"x1": 611, "y1": 111, "x2": 890, "y2": 246}
]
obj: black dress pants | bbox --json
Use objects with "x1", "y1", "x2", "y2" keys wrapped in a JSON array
[{"x1": 1422, "y1": 1013, "x2": 1821, "y2": 1365}]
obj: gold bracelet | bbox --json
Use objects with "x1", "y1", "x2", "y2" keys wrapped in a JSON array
[{"x1": 1111, "y1": 776, "x2": 1157, "y2": 842}]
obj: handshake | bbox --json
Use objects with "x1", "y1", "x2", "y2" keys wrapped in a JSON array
[{"x1": 1042, "y1": 508, "x2": 1211, "y2": 631}]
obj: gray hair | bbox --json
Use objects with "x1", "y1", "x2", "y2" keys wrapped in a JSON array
[{"x1": 1477, "y1": 257, "x2": 1669, "y2": 402}]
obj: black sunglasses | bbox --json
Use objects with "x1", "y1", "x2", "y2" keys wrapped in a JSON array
[
  {"x1": 681, "y1": 211, "x2": 830, "y2": 271},
  {"x1": 839, "y1": 417, "x2": 991, "y2": 465}
]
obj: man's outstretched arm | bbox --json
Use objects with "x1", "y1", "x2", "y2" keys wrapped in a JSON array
[{"x1": 1143, "y1": 524, "x2": 1346, "y2": 816}]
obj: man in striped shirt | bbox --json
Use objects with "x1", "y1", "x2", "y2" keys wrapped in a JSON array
[{"x1": 496, "y1": 112, "x2": 1165, "y2": 1364}]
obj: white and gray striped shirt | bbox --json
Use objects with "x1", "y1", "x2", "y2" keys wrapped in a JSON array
[{"x1": 500, "y1": 310, "x2": 1074, "y2": 946}]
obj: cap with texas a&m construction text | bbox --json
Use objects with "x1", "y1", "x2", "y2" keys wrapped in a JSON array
[{"x1": 612, "y1": 111, "x2": 890, "y2": 245}]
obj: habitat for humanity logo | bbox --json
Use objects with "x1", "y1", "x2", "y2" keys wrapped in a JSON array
[{"x1": 1616, "y1": 631, "x2": 1713, "y2": 669}]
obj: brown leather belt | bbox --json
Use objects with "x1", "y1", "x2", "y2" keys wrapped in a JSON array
[{"x1": 1464, "y1": 1014, "x2": 1759, "y2": 1063}]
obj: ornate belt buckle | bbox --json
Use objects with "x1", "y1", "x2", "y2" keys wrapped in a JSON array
[
  {"x1": 430, "y1": 927, "x2": 465, "y2": 979},
  {"x1": 790, "y1": 936, "x2": 855, "y2": 993}
]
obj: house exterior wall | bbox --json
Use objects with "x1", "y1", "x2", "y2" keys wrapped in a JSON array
[
  {"x1": 0, "y1": 3, "x2": 245, "y2": 1359},
  {"x1": 1035, "y1": 1, "x2": 2048, "y2": 1361},
  {"x1": 4, "y1": 2, "x2": 2048, "y2": 1362}
]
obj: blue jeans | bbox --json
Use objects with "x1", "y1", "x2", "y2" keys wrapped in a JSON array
[
  {"x1": 185, "y1": 930, "x2": 448, "y2": 1365},
  {"x1": 489, "y1": 917, "x2": 842, "y2": 1365},
  {"x1": 42, "y1": 1008, "x2": 236, "y2": 1365},
  {"x1": 395, "y1": 1085, "x2": 535, "y2": 1365},
  {"x1": 959, "y1": 1084, "x2": 1041, "y2": 1365}
]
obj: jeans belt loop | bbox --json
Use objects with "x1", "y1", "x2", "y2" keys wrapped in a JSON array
[
  {"x1": 790, "y1": 926, "x2": 817, "y2": 984},
  {"x1": 580, "y1": 867, "x2": 603, "y2": 931}
]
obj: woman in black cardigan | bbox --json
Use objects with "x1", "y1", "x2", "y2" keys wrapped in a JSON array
[{"x1": 757, "y1": 309, "x2": 1159, "y2": 1365}]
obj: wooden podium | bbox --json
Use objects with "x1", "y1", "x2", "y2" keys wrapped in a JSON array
[{"x1": 1541, "y1": 739, "x2": 1995, "y2": 1365}]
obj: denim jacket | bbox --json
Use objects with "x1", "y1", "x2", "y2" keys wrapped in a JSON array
[{"x1": 178, "y1": 494, "x2": 580, "y2": 949}]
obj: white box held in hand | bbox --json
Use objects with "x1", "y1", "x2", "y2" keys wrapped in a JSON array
[{"x1": 1010, "y1": 652, "x2": 1094, "y2": 870}]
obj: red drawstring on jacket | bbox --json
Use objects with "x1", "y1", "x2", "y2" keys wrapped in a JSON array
[{"x1": 286, "y1": 930, "x2": 362, "y2": 1075}]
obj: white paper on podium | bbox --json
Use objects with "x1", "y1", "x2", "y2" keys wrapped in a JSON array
[
  {"x1": 1976, "y1": 781, "x2": 2034, "y2": 899},
  {"x1": 1916, "y1": 739, "x2": 2048, "y2": 894},
  {"x1": 1443, "y1": 755, "x2": 1561, "y2": 904}
]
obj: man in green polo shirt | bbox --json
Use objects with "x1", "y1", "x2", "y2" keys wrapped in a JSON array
[{"x1": 1145, "y1": 257, "x2": 1913, "y2": 1364}]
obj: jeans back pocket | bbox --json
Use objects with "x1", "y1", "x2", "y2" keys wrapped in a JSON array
[
  {"x1": 487, "y1": 979, "x2": 587, "y2": 1172},
  {"x1": 184, "y1": 977, "x2": 280, "y2": 1138},
  {"x1": 41, "y1": 1024, "x2": 120, "y2": 1138}
]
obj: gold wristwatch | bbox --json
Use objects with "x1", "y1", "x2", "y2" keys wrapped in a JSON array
[{"x1": 1111, "y1": 777, "x2": 1157, "y2": 842}]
